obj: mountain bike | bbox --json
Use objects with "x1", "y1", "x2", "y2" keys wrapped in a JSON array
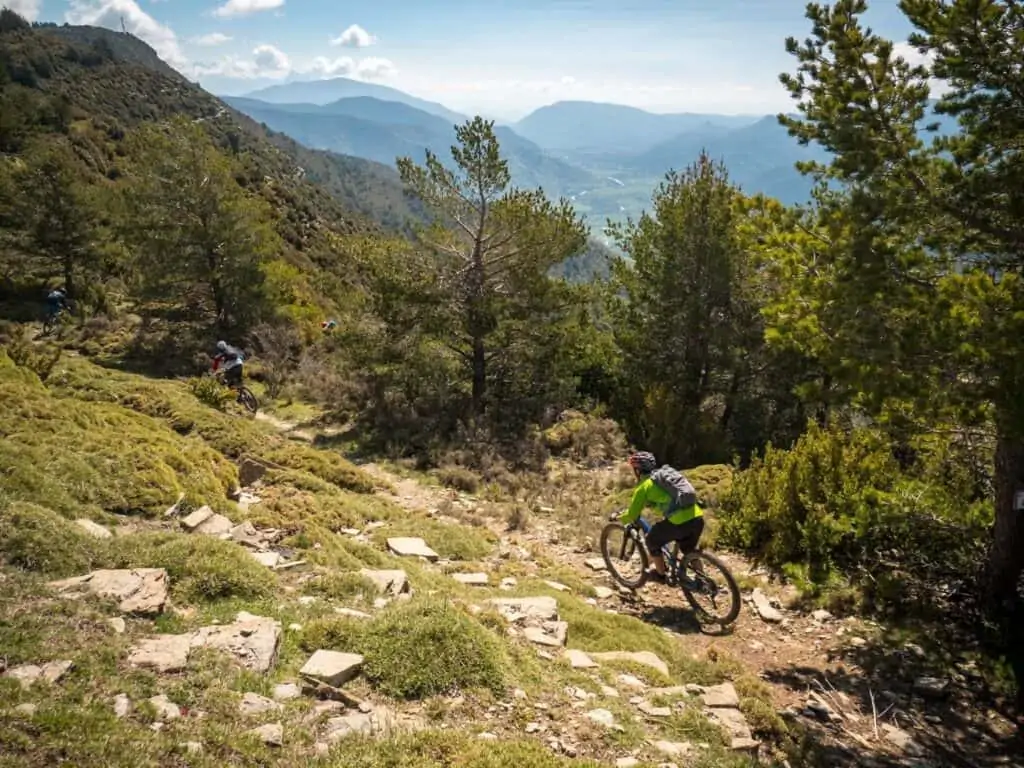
[
  {"x1": 42, "y1": 307, "x2": 70, "y2": 336},
  {"x1": 213, "y1": 369, "x2": 259, "y2": 414},
  {"x1": 600, "y1": 515, "x2": 741, "y2": 626}
]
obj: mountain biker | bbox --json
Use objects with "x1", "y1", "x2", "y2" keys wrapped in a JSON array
[
  {"x1": 45, "y1": 287, "x2": 70, "y2": 320},
  {"x1": 320, "y1": 318, "x2": 338, "y2": 332},
  {"x1": 618, "y1": 451, "x2": 704, "y2": 584},
  {"x1": 211, "y1": 340, "x2": 245, "y2": 388}
]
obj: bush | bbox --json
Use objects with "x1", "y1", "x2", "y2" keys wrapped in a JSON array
[
  {"x1": 434, "y1": 465, "x2": 480, "y2": 494},
  {"x1": 261, "y1": 444, "x2": 376, "y2": 494},
  {"x1": 718, "y1": 422, "x2": 991, "y2": 597},
  {"x1": 542, "y1": 409, "x2": 626, "y2": 467},
  {"x1": 188, "y1": 375, "x2": 233, "y2": 410},
  {"x1": 109, "y1": 532, "x2": 276, "y2": 603},
  {"x1": 305, "y1": 571, "x2": 378, "y2": 601},
  {"x1": 303, "y1": 599, "x2": 507, "y2": 699},
  {"x1": 0, "y1": 501, "x2": 108, "y2": 577}
]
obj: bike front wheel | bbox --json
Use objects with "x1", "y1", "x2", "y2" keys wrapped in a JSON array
[
  {"x1": 680, "y1": 550, "x2": 741, "y2": 626},
  {"x1": 236, "y1": 386, "x2": 259, "y2": 414},
  {"x1": 600, "y1": 522, "x2": 649, "y2": 590}
]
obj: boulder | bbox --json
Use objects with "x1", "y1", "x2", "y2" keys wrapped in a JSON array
[
  {"x1": 359, "y1": 568, "x2": 409, "y2": 596},
  {"x1": 486, "y1": 596, "x2": 559, "y2": 623},
  {"x1": 127, "y1": 634, "x2": 193, "y2": 673},
  {"x1": 701, "y1": 682, "x2": 739, "y2": 708},
  {"x1": 751, "y1": 588, "x2": 783, "y2": 623},
  {"x1": 48, "y1": 568, "x2": 168, "y2": 615},
  {"x1": 4, "y1": 660, "x2": 73, "y2": 688},
  {"x1": 190, "y1": 612, "x2": 281, "y2": 673}
]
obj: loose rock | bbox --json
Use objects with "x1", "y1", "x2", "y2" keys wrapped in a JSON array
[
  {"x1": 751, "y1": 588, "x2": 783, "y2": 623},
  {"x1": 359, "y1": 569, "x2": 410, "y2": 596},
  {"x1": 246, "y1": 722, "x2": 283, "y2": 747},
  {"x1": 386, "y1": 537, "x2": 439, "y2": 561},
  {"x1": 563, "y1": 649, "x2": 597, "y2": 668},
  {"x1": 273, "y1": 683, "x2": 301, "y2": 701},
  {"x1": 590, "y1": 651, "x2": 669, "y2": 676},
  {"x1": 586, "y1": 708, "x2": 616, "y2": 727},
  {"x1": 452, "y1": 572, "x2": 489, "y2": 586},
  {"x1": 48, "y1": 569, "x2": 168, "y2": 615},
  {"x1": 4, "y1": 660, "x2": 73, "y2": 688},
  {"x1": 300, "y1": 649, "x2": 364, "y2": 687},
  {"x1": 701, "y1": 682, "x2": 739, "y2": 708},
  {"x1": 148, "y1": 694, "x2": 181, "y2": 721},
  {"x1": 239, "y1": 691, "x2": 281, "y2": 716},
  {"x1": 74, "y1": 519, "x2": 112, "y2": 539}
]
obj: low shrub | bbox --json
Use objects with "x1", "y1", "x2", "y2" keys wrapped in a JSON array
[
  {"x1": 0, "y1": 502, "x2": 108, "y2": 577},
  {"x1": 110, "y1": 532, "x2": 276, "y2": 603},
  {"x1": 302, "y1": 599, "x2": 507, "y2": 699},
  {"x1": 718, "y1": 421, "x2": 991, "y2": 601}
]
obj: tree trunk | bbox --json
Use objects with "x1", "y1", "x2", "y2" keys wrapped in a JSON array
[
  {"x1": 471, "y1": 332, "x2": 486, "y2": 414},
  {"x1": 987, "y1": 420, "x2": 1024, "y2": 605}
]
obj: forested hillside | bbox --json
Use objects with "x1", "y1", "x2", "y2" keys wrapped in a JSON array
[{"x1": 1, "y1": 2, "x2": 1023, "y2": 766}]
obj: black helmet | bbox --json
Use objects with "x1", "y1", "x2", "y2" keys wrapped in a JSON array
[{"x1": 627, "y1": 451, "x2": 657, "y2": 474}]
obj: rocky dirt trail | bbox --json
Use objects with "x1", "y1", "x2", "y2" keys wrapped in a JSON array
[
  {"x1": 350, "y1": 448, "x2": 1024, "y2": 768},
  {"x1": 24, "y1": 407, "x2": 1011, "y2": 767}
]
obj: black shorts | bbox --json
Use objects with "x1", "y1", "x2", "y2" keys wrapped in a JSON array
[
  {"x1": 646, "y1": 516, "x2": 704, "y2": 556},
  {"x1": 222, "y1": 365, "x2": 243, "y2": 387}
]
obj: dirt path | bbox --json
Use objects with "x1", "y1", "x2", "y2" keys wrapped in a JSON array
[{"x1": 257, "y1": 416, "x2": 1022, "y2": 767}]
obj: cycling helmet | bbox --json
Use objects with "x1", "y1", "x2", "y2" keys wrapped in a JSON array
[
  {"x1": 627, "y1": 451, "x2": 657, "y2": 475},
  {"x1": 216, "y1": 340, "x2": 228, "y2": 352}
]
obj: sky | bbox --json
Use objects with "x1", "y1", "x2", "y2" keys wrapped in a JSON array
[{"x1": 5, "y1": 0, "x2": 923, "y2": 121}]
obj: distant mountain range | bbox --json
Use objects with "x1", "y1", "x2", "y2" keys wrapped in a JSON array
[{"x1": 231, "y1": 79, "x2": 960, "y2": 227}]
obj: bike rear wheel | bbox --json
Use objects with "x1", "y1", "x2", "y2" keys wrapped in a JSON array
[
  {"x1": 679, "y1": 550, "x2": 741, "y2": 626},
  {"x1": 236, "y1": 386, "x2": 258, "y2": 414},
  {"x1": 600, "y1": 522, "x2": 649, "y2": 589},
  {"x1": 43, "y1": 314, "x2": 58, "y2": 335}
]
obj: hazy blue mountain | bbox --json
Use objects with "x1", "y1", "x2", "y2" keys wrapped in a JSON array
[
  {"x1": 241, "y1": 77, "x2": 468, "y2": 125},
  {"x1": 513, "y1": 101, "x2": 760, "y2": 153},
  {"x1": 224, "y1": 96, "x2": 596, "y2": 198}
]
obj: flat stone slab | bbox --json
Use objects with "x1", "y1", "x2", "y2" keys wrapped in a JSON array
[
  {"x1": 300, "y1": 649, "x2": 364, "y2": 687},
  {"x1": 486, "y1": 596, "x2": 559, "y2": 623},
  {"x1": 360, "y1": 569, "x2": 409, "y2": 595},
  {"x1": 563, "y1": 649, "x2": 598, "y2": 668},
  {"x1": 584, "y1": 558, "x2": 606, "y2": 571},
  {"x1": 452, "y1": 572, "x2": 489, "y2": 586},
  {"x1": 193, "y1": 513, "x2": 234, "y2": 536},
  {"x1": 180, "y1": 506, "x2": 214, "y2": 530},
  {"x1": 594, "y1": 586, "x2": 614, "y2": 599},
  {"x1": 653, "y1": 740, "x2": 692, "y2": 757},
  {"x1": 49, "y1": 568, "x2": 168, "y2": 615},
  {"x1": 386, "y1": 537, "x2": 439, "y2": 561},
  {"x1": 751, "y1": 588, "x2": 783, "y2": 623},
  {"x1": 701, "y1": 682, "x2": 739, "y2": 708},
  {"x1": 590, "y1": 651, "x2": 669, "y2": 677},
  {"x1": 250, "y1": 551, "x2": 281, "y2": 568},
  {"x1": 707, "y1": 706, "x2": 753, "y2": 740},
  {"x1": 334, "y1": 607, "x2": 372, "y2": 619},
  {"x1": 273, "y1": 683, "x2": 301, "y2": 701},
  {"x1": 127, "y1": 634, "x2": 193, "y2": 673},
  {"x1": 74, "y1": 519, "x2": 112, "y2": 539},
  {"x1": 4, "y1": 660, "x2": 73, "y2": 688},
  {"x1": 543, "y1": 580, "x2": 571, "y2": 592},
  {"x1": 190, "y1": 612, "x2": 281, "y2": 673},
  {"x1": 523, "y1": 621, "x2": 568, "y2": 647}
]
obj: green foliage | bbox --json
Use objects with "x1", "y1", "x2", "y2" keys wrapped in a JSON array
[
  {"x1": 0, "y1": 501, "x2": 108, "y2": 577},
  {"x1": 719, "y1": 421, "x2": 991, "y2": 601},
  {"x1": 303, "y1": 599, "x2": 507, "y2": 700},
  {"x1": 607, "y1": 156, "x2": 809, "y2": 467},
  {"x1": 188, "y1": 375, "x2": 234, "y2": 410},
  {"x1": 777, "y1": 0, "x2": 1024, "y2": 600},
  {"x1": 117, "y1": 117, "x2": 282, "y2": 331}
]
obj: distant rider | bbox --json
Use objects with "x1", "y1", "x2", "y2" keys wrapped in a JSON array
[
  {"x1": 618, "y1": 451, "x2": 704, "y2": 583},
  {"x1": 45, "y1": 286, "x2": 70, "y2": 321},
  {"x1": 321, "y1": 319, "x2": 338, "y2": 332},
  {"x1": 211, "y1": 340, "x2": 245, "y2": 388}
]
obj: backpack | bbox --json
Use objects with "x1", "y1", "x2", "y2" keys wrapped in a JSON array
[{"x1": 650, "y1": 465, "x2": 698, "y2": 510}]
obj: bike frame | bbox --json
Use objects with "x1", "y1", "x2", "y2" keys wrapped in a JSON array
[{"x1": 631, "y1": 517, "x2": 683, "y2": 576}]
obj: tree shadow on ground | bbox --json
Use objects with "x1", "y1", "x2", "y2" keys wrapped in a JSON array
[{"x1": 766, "y1": 622, "x2": 1022, "y2": 768}]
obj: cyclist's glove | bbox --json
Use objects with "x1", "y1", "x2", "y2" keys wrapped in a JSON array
[{"x1": 609, "y1": 510, "x2": 622, "y2": 522}]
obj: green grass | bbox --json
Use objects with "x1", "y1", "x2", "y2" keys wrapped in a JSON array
[
  {"x1": 301, "y1": 598, "x2": 508, "y2": 699},
  {"x1": 0, "y1": 502, "x2": 110, "y2": 577},
  {"x1": 0, "y1": 352, "x2": 237, "y2": 518}
]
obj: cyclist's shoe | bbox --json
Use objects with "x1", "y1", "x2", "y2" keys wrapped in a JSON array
[{"x1": 646, "y1": 569, "x2": 667, "y2": 584}]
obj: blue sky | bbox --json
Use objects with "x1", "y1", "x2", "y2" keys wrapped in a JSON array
[{"x1": 8, "y1": 0, "x2": 921, "y2": 121}]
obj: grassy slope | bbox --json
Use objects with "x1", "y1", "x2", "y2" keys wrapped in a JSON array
[{"x1": 0, "y1": 343, "x2": 761, "y2": 768}]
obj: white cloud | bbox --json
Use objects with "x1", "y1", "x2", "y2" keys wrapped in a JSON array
[
  {"x1": 3, "y1": 0, "x2": 41, "y2": 21},
  {"x1": 192, "y1": 32, "x2": 232, "y2": 46},
  {"x1": 253, "y1": 43, "x2": 289, "y2": 74},
  {"x1": 329, "y1": 23, "x2": 375, "y2": 48},
  {"x1": 353, "y1": 56, "x2": 395, "y2": 79},
  {"x1": 307, "y1": 56, "x2": 355, "y2": 78},
  {"x1": 212, "y1": 0, "x2": 284, "y2": 19},
  {"x1": 891, "y1": 41, "x2": 934, "y2": 69},
  {"x1": 560, "y1": 75, "x2": 576, "y2": 86},
  {"x1": 65, "y1": 0, "x2": 188, "y2": 70}
]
